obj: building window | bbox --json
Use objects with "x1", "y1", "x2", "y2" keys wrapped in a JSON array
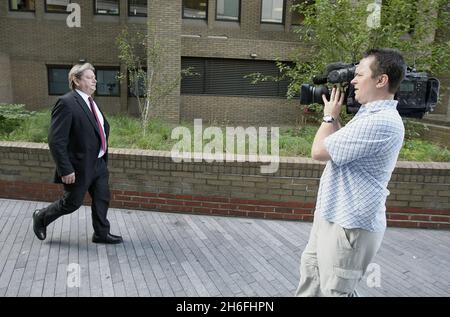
[
  {"x1": 261, "y1": 0, "x2": 285, "y2": 24},
  {"x1": 94, "y1": 0, "x2": 119, "y2": 16},
  {"x1": 182, "y1": 0, "x2": 208, "y2": 20},
  {"x1": 129, "y1": 0, "x2": 147, "y2": 17},
  {"x1": 291, "y1": 0, "x2": 313, "y2": 25},
  {"x1": 48, "y1": 66, "x2": 71, "y2": 96},
  {"x1": 9, "y1": 0, "x2": 35, "y2": 11},
  {"x1": 216, "y1": 0, "x2": 240, "y2": 21},
  {"x1": 181, "y1": 57, "x2": 290, "y2": 98},
  {"x1": 128, "y1": 70, "x2": 147, "y2": 97},
  {"x1": 45, "y1": 0, "x2": 70, "y2": 13},
  {"x1": 96, "y1": 68, "x2": 120, "y2": 96}
]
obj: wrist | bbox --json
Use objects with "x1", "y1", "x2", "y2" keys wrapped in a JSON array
[
  {"x1": 322, "y1": 115, "x2": 335, "y2": 123},
  {"x1": 323, "y1": 113, "x2": 339, "y2": 120}
]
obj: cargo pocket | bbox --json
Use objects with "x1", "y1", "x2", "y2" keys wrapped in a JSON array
[{"x1": 325, "y1": 267, "x2": 363, "y2": 295}]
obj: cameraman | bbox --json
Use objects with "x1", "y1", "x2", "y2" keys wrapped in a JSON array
[{"x1": 296, "y1": 48, "x2": 406, "y2": 297}]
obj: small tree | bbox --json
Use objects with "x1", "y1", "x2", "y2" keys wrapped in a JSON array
[{"x1": 116, "y1": 25, "x2": 194, "y2": 136}]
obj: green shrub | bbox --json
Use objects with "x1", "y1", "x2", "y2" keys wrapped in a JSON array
[
  {"x1": 403, "y1": 119, "x2": 429, "y2": 140},
  {"x1": 0, "y1": 104, "x2": 35, "y2": 136},
  {"x1": 1, "y1": 109, "x2": 449, "y2": 162},
  {"x1": 400, "y1": 139, "x2": 450, "y2": 162},
  {"x1": 6, "y1": 109, "x2": 50, "y2": 143}
]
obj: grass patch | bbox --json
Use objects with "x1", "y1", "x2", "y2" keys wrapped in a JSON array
[
  {"x1": 4, "y1": 109, "x2": 50, "y2": 143},
  {"x1": 400, "y1": 139, "x2": 450, "y2": 162},
  {"x1": 1, "y1": 109, "x2": 449, "y2": 162}
]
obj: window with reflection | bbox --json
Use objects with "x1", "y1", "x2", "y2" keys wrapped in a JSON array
[
  {"x1": 128, "y1": 69, "x2": 147, "y2": 97},
  {"x1": 183, "y1": 0, "x2": 208, "y2": 20},
  {"x1": 261, "y1": 0, "x2": 285, "y2": 24},
  {"x1": 9, "y1": 0, "x2": 35, "y2": 11},
  {"x1": 95, "y1": 0, "x2": 119, "y2": 16},
  {"x1": 129, "y1": 0, "x2": 147, "y2": 17},
  {"x1": 96, "y1": 68, "x2": 120, "y2": 97},
  {"x1": 48, "y1": 66, "x2": 71, "y2": 95},
  {"x1": 45, "y1": 0, "x2": 70, "y2": 13},
  {"x1": 216, "y1": 0, "x2": 240, "y2": 21}
]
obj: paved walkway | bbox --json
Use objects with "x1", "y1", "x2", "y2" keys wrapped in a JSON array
[{"x1": 0, "y1": 198, "x2": 449, "y2": 297}]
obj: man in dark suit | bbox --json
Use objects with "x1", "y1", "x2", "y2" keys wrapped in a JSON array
[{"x1": 33, "y1": 62, "x2": 122, "y2": 244}]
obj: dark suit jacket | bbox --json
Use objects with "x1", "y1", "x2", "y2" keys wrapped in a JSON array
[{"x1": 48, "y1": 90, "x2": 110, "y2": 188}]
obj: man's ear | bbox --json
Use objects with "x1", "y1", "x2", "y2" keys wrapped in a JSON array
[{"x1": 376, "y1": 74, "x2": 389, "y2": 89}]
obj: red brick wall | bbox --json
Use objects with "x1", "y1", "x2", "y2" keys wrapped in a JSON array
[{"x1": 0, "y1": 142, "x2": 449, "y2": 230}]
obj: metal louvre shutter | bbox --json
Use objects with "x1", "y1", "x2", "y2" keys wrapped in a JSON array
[
  {"x1": 206, "y1": 59, "x2": 280, "y2": 96},
  {"x1": 181, "y1": 57, "x2": 290, "y2": 98},
  {"x1": 181, "y1": 57, "x2": 205, "y2": 94}
]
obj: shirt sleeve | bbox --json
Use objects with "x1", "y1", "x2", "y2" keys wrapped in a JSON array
[{"x1": 324, "y1": 117, "x2": 392, "y2": 166}]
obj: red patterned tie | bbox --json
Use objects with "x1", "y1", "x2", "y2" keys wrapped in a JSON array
[{"x1": 88, "y1": 97, "x2": 106, "y2": 153}]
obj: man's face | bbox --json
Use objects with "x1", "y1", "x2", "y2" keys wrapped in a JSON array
[
  {"x1": 75, "y1": 69, "x2": 97, "y2": 96},
  {"x1": 350, "y1": 56, "x2": 380, "y2": 105}
]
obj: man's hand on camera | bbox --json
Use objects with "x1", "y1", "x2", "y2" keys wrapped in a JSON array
[
  {"x1": 322, "y1": 87, "x2": 344, "y2": 120},
  {"x1": 62, "y1": 172, "x2": 76, "y2": 184}
]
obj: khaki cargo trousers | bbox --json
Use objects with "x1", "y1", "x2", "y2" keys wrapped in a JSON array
[{"x1": 295, "y1": 211, "x2": 384, "y2": 297}]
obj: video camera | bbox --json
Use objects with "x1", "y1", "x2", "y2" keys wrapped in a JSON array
[{"x1": 300, "y1": 62, "x2": 440, "y2": 118}]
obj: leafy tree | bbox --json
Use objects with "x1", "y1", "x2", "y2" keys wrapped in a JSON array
[
  {"x1": 258, "y1": 0, "x2": 449, "y2": 120},
  {"x1": 116, "y1": 25, "x2": 194, "y2": 135},
  {"x1": 285, "y1": 0, "x2": 448, "y2": 96}
]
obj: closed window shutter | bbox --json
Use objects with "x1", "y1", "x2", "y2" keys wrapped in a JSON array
[
  {"x1": 181, "y1": 57, "x2": 205, "y2": 94},
  {"x1": 181, "y1": 57, "x2": 291, "y2": 98}
]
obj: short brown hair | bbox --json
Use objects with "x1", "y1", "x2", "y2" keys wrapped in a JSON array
[
  {"x1": 364, "y1": 48, "x2": 406, "y2": 94},
  {"x1": 68, "y1": 63, "x2": 95, "y2": 90}
]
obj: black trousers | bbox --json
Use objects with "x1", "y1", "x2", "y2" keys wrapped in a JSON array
[{"x1": 41, "y1": 158, "x2": 111, "y2": 237}]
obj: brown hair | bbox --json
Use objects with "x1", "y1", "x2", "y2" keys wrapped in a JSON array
[{"x1": 364, "y1": 48, "x2": 406, "y2": 94}]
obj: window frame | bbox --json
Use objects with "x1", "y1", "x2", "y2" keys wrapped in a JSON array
[
  {"x1": 8, "y1": 0, "x2": 36, "y2": 12},
  {"x1": 182, "y1": 0, "x2": 209, "y2": 20},
  {"x1": 93, "y1": 0, "x2": 120, "y2": 16},
  {"x1": 45, "y1": 0, "x2": 71, "y2": 14},
  {"x1": 260, "y1": 0, "x2": 286, "y2": 25},
  {"x1": 128, "y1": 0, "x2": 147, "y2": 17},
  {"x1": 95, "y1": 66, "x2": 121, "y2": 97},
  {"x1": 215, "y1": 0, "x2": 241, "y2": 22},
  {"x1": 127, "y1": 69, "x2": 147, "y2": 98},
  {"x1": 47, "y1": 64, "x2": 72, "y2": 96}
]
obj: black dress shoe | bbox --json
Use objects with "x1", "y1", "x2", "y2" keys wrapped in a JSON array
[
  {"x1": 92, "y1": 233, "x2": 123, "y2": 244},
  {"x1": 33, "y1": 209, "x2": 46, "y2": 240}
]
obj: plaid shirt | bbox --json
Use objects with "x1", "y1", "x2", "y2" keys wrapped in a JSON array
[{"x1": 317, "y1": 100, "x2": 404, "y2": 232}]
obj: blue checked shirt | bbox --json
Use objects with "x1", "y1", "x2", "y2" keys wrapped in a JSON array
[{"x1": 317, "y1": 100, "x2": 405, "y2": 232}]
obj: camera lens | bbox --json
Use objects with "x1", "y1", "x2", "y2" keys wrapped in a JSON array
[{"x1": 300, "y1": 84, "x2": 329, "y2": 105}]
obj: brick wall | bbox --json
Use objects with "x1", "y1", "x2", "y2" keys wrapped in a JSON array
[
  {"x1": 0, "y1": 53, "x2": 13, "y2": 104},
  {"x1": 181, "y1": 95, "x2": 303, "y2": 125},
  {"x1": 148, "y1": 0, "x2": 181, "y2": 123},
  {"x1": 0, "y1": 0, "x2": 305, "y2": 124},
  {"x1": 0, "y1": 141, "x2": 449, "y2": 230}
]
